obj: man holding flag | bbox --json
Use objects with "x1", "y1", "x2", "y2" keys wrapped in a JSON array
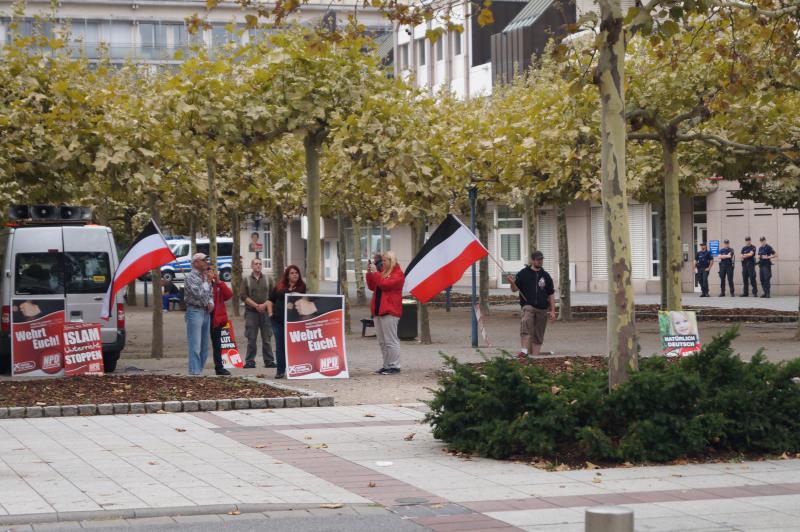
[{"x1": 507, "y1": 251, "x2": 556, "y2": 359}]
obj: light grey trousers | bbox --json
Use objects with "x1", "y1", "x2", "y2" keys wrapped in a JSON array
[{"x1": 375, "y1": 315, "x2": 401, "y2": 369}]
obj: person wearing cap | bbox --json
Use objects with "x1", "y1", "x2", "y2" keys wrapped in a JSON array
[
  {"x1": 184, "y1": 252, "x2": 214, "y2": 375},
  {"x1": 740, "y1": 236, "x2": 758, "y2": 297},
  {"x1": 506, "y1": 250, "x2": 555, "y2": 359},
  {"x1": 694, "y1": 243, "x2": 713, "y2": 297},
  {"x1": 239, "y1": 258, "x2": 275, "y2": 369},
  {"x1": 757, "y1": 236, "x2": 777, "y2": 298},
  {"x1": 717, "y1": 239, "x2": 735, "y2": 297}
]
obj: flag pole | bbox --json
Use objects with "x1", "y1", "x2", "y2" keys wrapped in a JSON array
[{"x1": 469, "y1": 186, "x2": 478, "y2": 348}]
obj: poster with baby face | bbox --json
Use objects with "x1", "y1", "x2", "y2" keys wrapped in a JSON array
[
  {"x1": 658, "y1": 310, "x2": 701, "y2": 357},
  {"x1": 284, "y1": 294, "x2": 348, "y2": 379},
  {"x1": 11, "y1": 299, "x2": 65, "y2": 377}
]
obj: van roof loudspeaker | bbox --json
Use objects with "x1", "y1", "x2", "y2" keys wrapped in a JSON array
[
  {"x1": 30, "y1": 205, "x2": 58, "y2": 220},
  {"x1": 60, "y1": 205, "x2": 92, "y2": 221},
  {"x1": 7, "y1": 205, "x2": 30, "y2": 220}
]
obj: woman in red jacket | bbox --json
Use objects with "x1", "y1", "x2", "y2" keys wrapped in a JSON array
[
  {"x1": 366, "y1": 251, "x2": 405, "y2": 375},
  {"x1": 209, "y1": 267, "x2": 234, "y2": 376}
]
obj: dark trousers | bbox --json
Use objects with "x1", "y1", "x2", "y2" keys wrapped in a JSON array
[
  {"x1": 718, "y1": 264, "x2": 734, "y2": 295},
  {"x1": 271, "y1": 319, "x2": 286, "y2": 375},
  {"x1": 742, "y1": 262, "x2": 757, "y2": 295},
  {"x1": 696, "y1": 270, "x2": 710, "y2": 295},
  {"x1": 245, "y1": 309, "x2": 274, "y2": 365},
  {"x1": 210, "y1": 325, "x2": 225, "y2": 371},
  {"x1": 759, "y1": 263, "x2": 772, "y2": 296}
]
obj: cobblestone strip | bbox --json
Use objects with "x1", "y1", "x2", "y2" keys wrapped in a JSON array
[{"x1": 199, "y1": 411, "x2": 521, "y2": 531}]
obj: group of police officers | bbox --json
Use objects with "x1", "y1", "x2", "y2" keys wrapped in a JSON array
[{"x1": 694, "y1": 236, "x2": 777, "y2": 298}]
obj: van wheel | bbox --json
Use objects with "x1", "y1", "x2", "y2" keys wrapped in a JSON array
[
  {"x1": 103, "y1": 351, "x2": 120, "y2": 373},
  {"x1": 161, "y1": 271, "x2": 174, "y2": 282},
  {"x1": 220, "y1": 269, "x2": 232, "y2": 282}
]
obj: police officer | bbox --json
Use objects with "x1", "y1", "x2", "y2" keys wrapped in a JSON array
[
  {"x1": 740, "y1": 236, "x2": 757, "y2": 297},
  {"x1": 757, "y1": 236, "x2": 777, "y2": 298},
  {"x1": 694, "y1": 242, "x2": 713, "y2": 297},
  {"x1": 717, "y1": 239, "x2": 735, "y2": 296}
]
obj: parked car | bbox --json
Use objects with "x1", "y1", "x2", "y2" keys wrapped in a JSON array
[
  {"x1": 161, "y1": 237, "x2": 234, "y2": 282},
  {"x1": 0, "y1": 206, "x2": 125, "y2": 373}
]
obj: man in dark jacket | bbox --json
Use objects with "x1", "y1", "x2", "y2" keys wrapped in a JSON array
[
  {"x1": 507, "y1": 251, "x2": 556, "y2": 359},
  {"x1": 717, "y1": 239, "x2": 735, "y2": 297},
  {"x1": 695, "y1": 243, "x2": 713, "y2": 297}
]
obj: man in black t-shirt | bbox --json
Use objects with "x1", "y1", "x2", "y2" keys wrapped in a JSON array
[
  {"x1": 506, "y1": 251, "x2": 556, "y2": 359},
  {"x1": 717, "y1": 239, "x2": 735, "y2": 297}
]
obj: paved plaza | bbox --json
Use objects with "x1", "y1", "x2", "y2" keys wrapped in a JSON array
[{"x1": 1, "y1": 404, "x2": 799, "y2": 531}]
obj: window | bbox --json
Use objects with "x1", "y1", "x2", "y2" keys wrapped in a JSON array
[
  {"x1": 416, "y1": 38, "x2": 425, "y2": 65},
  {"x1": 217, "y1": 242, "x2": 233, "y2": 257},
  {"x1": 651, "y1": 209, "x2": 660, "y2": 277},
  {"x1": 262, "y1": 223, "x2": 272, "y2": 269},
  {"x1": 65, "y1": 252, "x2": 111, "y2": 294},
  {"x1": 399, "y1": 43, "x2": 409, "y2": 69},
  {"x1": 452, "y1": 31, "x2": 462, "y2": 55},
  {"x1": 15, "y1": 253, "x2": 64, "y2": 295},
  {"x1": 436, "y1": 37, "x2": 443, "y2": 61},
  {"x1": 171, "y1": 244, "x2": 190, "y2": 258},
  {"x1": 344, "y1": 222, "x2": 391, "y2": 270},
  {"x1": 496, "y1": 205, "x2": 523, "y2": 228},
  {"x1": 500, "y1": 234, "x2": 521, "y2": 261}
]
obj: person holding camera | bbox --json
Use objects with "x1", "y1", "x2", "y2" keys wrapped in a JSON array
[
  {"x1": 209, "y1": 267, "x2": 233, "y2": 376},
  {"x1": 366, "y1": 251, "x2": 405, "y2": 375}
]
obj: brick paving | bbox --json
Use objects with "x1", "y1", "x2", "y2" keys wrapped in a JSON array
[{"x1": 1, "y1": 405, "x2": 799, "y2": 531}]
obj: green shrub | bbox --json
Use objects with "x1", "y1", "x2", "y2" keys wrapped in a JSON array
[{"x1": 425, "y1": 326, "x2": 800, "y2": 463}]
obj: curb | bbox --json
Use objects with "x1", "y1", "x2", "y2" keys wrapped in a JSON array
[
  {"x1": 0, "y1": 390, "x2": 335, "y2": 419},
  {"x1": 0, "y1": 502, "x2": 366, "y2": 526}
]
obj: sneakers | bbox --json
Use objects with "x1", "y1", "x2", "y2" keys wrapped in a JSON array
[
  {"x1": 215, "y1": 368, "x2": 231, "y2": 376},
  {"x1": 379, "y1": 367, "x2": 401, "y2": 375},
  {"x1": 374, "y1": 367, "x2": 387, "y2": 375},
  {"x1": 275, "y1": 372, "x2": 286, "y2": 379},
  {"x1": 243, "y1": 361, "x2": 256, "y2": 369}
]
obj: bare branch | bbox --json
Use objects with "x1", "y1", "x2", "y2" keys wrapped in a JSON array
[
  {"x1": 707, "y1": 0, "x2": 800, "y2": 17},
  {"x1": 678, "y1": 132, "x2": 799, "y2": 158},
  {"x1": 627, "y1": 132, "x2": 661, "y2": 141}
]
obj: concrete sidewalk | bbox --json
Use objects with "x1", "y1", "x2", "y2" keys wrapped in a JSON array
[{"x1": 1, "y1": 405, "x2": 798, "y2": 531}]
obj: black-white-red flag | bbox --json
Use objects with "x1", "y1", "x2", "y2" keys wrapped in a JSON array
[
  {"x1": 101, "y1": 220, "x2": 175, "y2": 320},
  {"x1": 403, "y1": 214, "x2": 488, "y2": 304}
]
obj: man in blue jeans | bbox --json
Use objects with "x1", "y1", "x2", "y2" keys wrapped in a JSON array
[{"x1": 184, "y1": 253, "x2": 214, "y2": 375}]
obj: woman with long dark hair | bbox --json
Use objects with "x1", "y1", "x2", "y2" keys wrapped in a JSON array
[{"x1": 267, "y1": 265, "x2": 306, "y2": 379}]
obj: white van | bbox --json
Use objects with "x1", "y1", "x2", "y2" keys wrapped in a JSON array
[
  {"x1": 0, "y1": 207, "x2": 125, "y2": 373},
  {"x1": 161, "y1": 237, "x2": 234, "y2": 282}
]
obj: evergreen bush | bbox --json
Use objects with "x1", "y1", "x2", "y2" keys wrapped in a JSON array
[{"x1": 426, "y1": 327, "x2": 800, "y2": 463}]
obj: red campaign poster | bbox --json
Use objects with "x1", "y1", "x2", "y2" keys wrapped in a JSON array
[
  {"x1": 285, "y1": 294, "x2": 348, "y2": 379},
  {"x1": 63, "y1": 322, "x2": 105, "y2": 376},
  {"x1": 11, "y1": 299, "x2": 65, "y2": 377},
  {"x1": 220, "y1": 321, "x2": 244, "y2": 369}
]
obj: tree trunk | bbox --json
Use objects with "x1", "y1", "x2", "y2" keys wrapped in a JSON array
[
  {"x1": 207, "y1": 157, "x2": 218, "y2": 267},
  {"x1": 413, "y1": 218, "x2": 432, "y2": 344},
  {"x1": 353, "y1": 219, "x2": 367, "y2": 305},
  {"x1": 189, "y1": 213, "x2": 196, "y2": 256},
  {"x1": 795, "y1": 205, "x2": 800, "y2": 340},
  {"x1": 337, "y1": 213, "x2": 351, "y2": 334},
  {"x1": 124, "y1": 214, "x2": 137, "y2": 306},
  {"x1": 304, "y1": 133, "x2": 323, "y2": 293},
  {"x1": 659, "y1": 202, "x2": 668, "y2": 310},
  {"x1": 662, "y1": 136, "x2": 683, "y2": 311},
  {"x1": 149, "y1": 192, "x2": 163, "y2": 359},
  {"x1": 271, "y1": 207, "x2": 286, "y2": 277},
  {"x1": 231, "y1": 210, "x2": 242, "y2": 317},
  {"x1": 556, "y1": 203, "x2": 572, "y2": 320},
  {"x1": 476, "y1": 198, "x2": 490, "y2": 316},
  {"x1": 597, "y1": 0, "x2": 637, "y2": 387},
  {"x1": 525, "y1": 196, "x2": 539, "y2": 255}
]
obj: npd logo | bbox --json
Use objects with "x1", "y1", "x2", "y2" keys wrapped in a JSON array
[{"x1": 317, "y1": 353, "x2": 343, "y2": 377}]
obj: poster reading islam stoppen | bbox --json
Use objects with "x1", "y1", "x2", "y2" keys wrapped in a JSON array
[
  {"x1": 63, "y1": 322, "x2": 105, "y2": 376},
  {"x1": 285, "y1": 293, "x2": 348, "y2": 379},
  {"x1": 11, "y1": 299, "x2": 65, "y2": 377},
  {"x1": 658, "y1": 310, "x2": 701, "y2": 357},
  {"x1": 220, "y1": 321, "x2": 244, "y2": 369}
]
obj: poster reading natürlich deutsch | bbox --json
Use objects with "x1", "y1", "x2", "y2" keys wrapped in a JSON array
[
  {"x1": 284, "y1": 294, "x2": 348, "y2": 379},
  {"x1": 658, "y1": 310, "x2": 701, "y2": 357},
  {"x1": 11, "y1": 299, "x2": 65, "y2": 377}
]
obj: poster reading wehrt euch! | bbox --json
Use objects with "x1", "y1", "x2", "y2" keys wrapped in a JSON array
[
  {"x1": 285, "y1": 294, "x2": 348, "y2": 379},
  {"x1": 63, "y1": 322, "x2": 105, "y2": 376},
  {"x1": 658, "y1": 310, "x2": 701, "y2": 357},
  {"x1": 11, "y1": 299, "x2": 65, "y2": 377},
  {"x1": 220, "y1": 321, "x2": 244, "y2": 369}
]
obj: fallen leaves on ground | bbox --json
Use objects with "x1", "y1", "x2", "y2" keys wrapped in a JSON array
[
  {"x1": 403, "y1": 433, "x2": 416, "y2": 441},
  {"x1": 368, "y1": 481, "x2": 376, "y2": 487},
  {"x1": 175, "y1": 428, "x2": 186, "y2": 432},
  {"x1": 319, "y1": 503, "x2": 343, "y2": 509},
  {"x1": 364, "y1": 413, "x2": 376, "y2": 417}
]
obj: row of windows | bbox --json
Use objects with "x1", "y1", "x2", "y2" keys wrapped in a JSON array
[{"x1": 397, "y1": 31, "x2": 462, "y2": 70}]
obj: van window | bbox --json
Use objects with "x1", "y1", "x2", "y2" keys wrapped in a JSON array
[
  {"x1": 15, "y1": 253, "x2": 64, "y2": 295},
  {"x1": 172, "y1": 244, "x2": 189, "y2": 258},
  {"x1": 196, "y1": 243, "x2": 210, "y2": 255},
  {"x1": 65, "y1": 252, "x2": 111, "y2": 293},
  {"x1": 218, "y1": 242, "x2": 233, "y2": 256}
]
